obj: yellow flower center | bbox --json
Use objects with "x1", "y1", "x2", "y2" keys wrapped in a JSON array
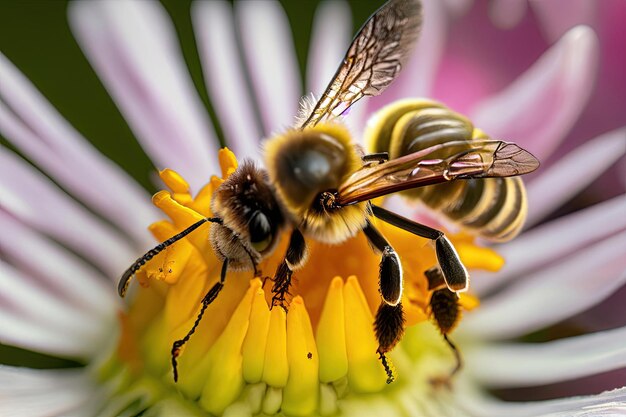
[{"x1": 107, "y1": 148, "x2": 504, "y2": 416}]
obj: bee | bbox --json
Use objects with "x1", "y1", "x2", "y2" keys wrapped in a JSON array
[
  {"x1": 118, "y1": 0, "x2": 539, "y2": 383},
  {"x1": 365, "y1": 99, "x2": 530, "y2": 241}
]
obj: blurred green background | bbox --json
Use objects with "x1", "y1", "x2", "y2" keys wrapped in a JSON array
[{"x1": 0, "y1": 0, "x2": 385, "y2": 368}]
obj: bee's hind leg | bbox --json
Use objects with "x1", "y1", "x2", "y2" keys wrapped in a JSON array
[
  {"x1": 363, "y1": 220, "x2": 405, "y2": 384},
  {"x1": 371, "y1": 204, "x2": 469, "y2": 293}
]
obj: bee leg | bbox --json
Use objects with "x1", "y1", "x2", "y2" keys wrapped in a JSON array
[
  {"x1": 363, "y1": 221, "x2": 405, "y2": 383},
  {"x1": 271, "y1": 229, "x2": 307, "y2": 310},
  {"x1": 362, "y1": 152, "x2": 389, "y2": 165},
  {"x1": 118, "y1": 217, "x2": 222, "y2": 297},
  {"x1": 429, "y1": 286, "x2": 463, "y2": 383},
  {"x1": 170, "y1": 258, "x2": 228, "y2": 382},
  {"x1": 371, "y1": 204, "x2": 469, "y2": 293}
]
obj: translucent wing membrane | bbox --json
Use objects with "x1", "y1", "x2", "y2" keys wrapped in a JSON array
[
  {"x1": 337, "y1": 140, "x2": 539, "y2": 205},
  {"x1": 298, "y1": 0, "x2": 423, "y2": 129}
]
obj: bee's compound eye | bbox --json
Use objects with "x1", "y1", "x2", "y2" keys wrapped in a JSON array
[{"x1": 248, "y1": 211, "x2": 273, "y2": 252}]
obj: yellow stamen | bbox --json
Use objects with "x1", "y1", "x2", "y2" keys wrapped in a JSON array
[
  {"x1": 197, "y1": 279, "x2": 259, "y2": 415},
  {"x1": 343, "y1": 276, "x2": 387, "y2": 393},
  {"x1": 242, "y1": 285, "x2": 271, "y2": 383},
  {"x1": 159, "y1": 168, "x2": 190, "y2": 194},
  {"x1": 283, "y1": 296, "x2": 319, "y2": 416},
  {"x1": 262, "y1": 307, "x2": 289, "y2": 387},
  {"x1": 316, "y1": 276, "x2": 348, "y2": 383}
]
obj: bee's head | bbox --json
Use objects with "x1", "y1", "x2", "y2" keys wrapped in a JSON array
[{"x1": 210, "y1": 161, "x2": 284, "y2": 269}]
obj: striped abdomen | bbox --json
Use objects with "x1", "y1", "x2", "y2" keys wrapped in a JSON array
[{"x1": 366, "y1": 99, "x2": 527, "y2": 242}]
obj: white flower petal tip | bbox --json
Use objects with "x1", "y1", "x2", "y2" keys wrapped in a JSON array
[
  {"x1": 466, "y1": 326, "x2": 626, "y2": 388},
  {"x1": 68, "y1": 0, "x2": 219, "y2": 190},
  {"x1": 526, "y1": 127, "x2": 626, "y2": 227},
  {"x1": 192, "y1": 0, "x2": 263, "y2": 161},
  {"x1": 0, "y1": 53, "x2": 158, "y2": 247},
  {"x1": 459, "y1": 383, "x2": 626, "y2": 417},
  {"x1": 462, "y1": 230, "x2": 626, "y2": 340},
  {"x1": 530, "y1": 0, "x2": 597, "y2": 43},
  {"x1": 235, "y1": 0, "x2": 301, "y2": 135},
  {"x1": 471, "y1": 25, "x2": 600, "y2": 161},
  {"x1": 489, "y1": 0, "x2": 528, "y2": 30}
]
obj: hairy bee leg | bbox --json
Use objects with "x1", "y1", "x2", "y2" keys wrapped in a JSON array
[
  {"x1": 371, "y1": 204, "x2": 469, "y2": 292},
  {"x1": 271, "y1": 229, "x2": 307, "y2": 310},
  {"x1": 362, "y1": 152, "x2": 389, "y2": 165},
  {"x1": 363, "y1": 221, "x2": 403, "y2": 306},
  {"x1": 363, "y1": 221, "x2": 405, "y2": 382},
  {"x1": 118, "y1": 217, "x2": 222, "y2": 297},
  {"x1": 170, "y1": 259, "x2": 229, "y2": 382},
  {"x1": 374, "y1": 302, "x2": 405, "y2": 384},
  {"x1": 429, "y1": 285, "x2": 463, "y2": 380}
]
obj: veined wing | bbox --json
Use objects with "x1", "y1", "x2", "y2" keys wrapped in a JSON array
[
  {"x1": 336, "y1": 140, "x2": 539, "y2": 205},
  {"x1": 298, "y1": 0, "x2": 422, "y2": 129}
]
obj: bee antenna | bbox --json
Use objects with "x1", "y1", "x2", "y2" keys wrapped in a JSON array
[{"x1": 118, "y1": 217, "x2": 222, "y2": 297}]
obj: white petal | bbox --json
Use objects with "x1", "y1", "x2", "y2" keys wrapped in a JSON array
[
  {"x1": 0, "y1": 210, "x2": 117, "y2": 318},
  {"x1": 192, "y1": 0, "x2": 263, "y2": 160},
  {"x1": 471, "y1": 26, "x2": 599, "y2": 161},
  {"x1": 525, "y1": 128, "x2": 626, "y2": 227},
  {"x1": 367, "y1": 0, "x2": 448, "y2": 106},
  {"x1": 489, "y1": 0, "x2": 528, "y2": 30},
  {"x1": 306, "y1": 0, "x2": 351, "y2": 96},
  {"x1": 462, "y1": 230, "x2": 626, "y2": 340},
  {"x1": 459, "y1": 382, "x2": 626, "y2": 417},
  {"x1": 466, "y1": 326, "x2": 626, "y2": 387},
  {"x1": 0, "y1": 148, "x2": 134, "y2": 277},
  {"x1": 68, "y1": 0, "x2": 220, "y2": 190},
  {"x1": 0, "y1": 366, "x2": 100, "y2": 417},
  {"x1": 0, "y1": 262, "x2": 113, "y2": 359},
  {"x1": 530, "y1": 0, "x2": 598, "y2": 43},
  {"x1": 473, "y1": 193, "x2": 626, "y2": 296},
  {"x1": 0, "y1": 53, "x2": 158, "y2": 247},
  {"x1": 235, "y1": 0, "x2": 301, "y2": 135}
]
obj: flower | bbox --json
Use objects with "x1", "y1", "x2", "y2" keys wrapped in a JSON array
[{"x1": 1, "y1": 1, "x2": 625, "y2": 416}]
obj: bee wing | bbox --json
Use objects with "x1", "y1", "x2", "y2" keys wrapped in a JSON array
[
  {"x1": 337, "y1": 140, "x2": 539, "y2": 205},
  {"x1": 297, "y1": 0, "x2": 423, "y2": 129}
]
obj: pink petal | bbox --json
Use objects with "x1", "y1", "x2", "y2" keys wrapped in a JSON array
[
  {"x1": 0, "y1": 53, "x2": 158, "y2": 248},
  {"x1": 367, "y1": 0, "x2": 448, "y2": 108},
  {"x1": 235, "y1": 0, "x2": 301, "y2": 135},
  {"x1": 525, "y1": 128, "x2": 626, "y2": 227},
  {"x1": 459, "y1": 382, "x2": 626, "y2": 417},
  {"x1": 471, "y1": 26, "x2": 599, "y2": 161},
  {"x1": 0, "y1": 148, "x2": 134, "y2": 277},
  {"x1": 0, "y1": 210, "x2": 117, "y2": 316},
  {"x1": 466, "y1": 326, "x2": 626, "y2": 388},
  {"x1": 489, "y1": 0, "x2": 528, "y2": 30},
  {"x1": 0, "y1": 262, "x2": 113, "y2": 359},
  {"x1": 0, "y1": 366, "x2": 100, "y2": 417},
  {"x1": 192, "y1": 0, "x2": 263, "y2": 160},
  {"x1": 473, "y1": 193, "x2": 626, "y2": 296},
  {"x1": 441, "y1": 0, "x2": 473, "y2": 17},
  {"x1": 462, "y1": 231, "x2": 626, "y2": 340},
  {"x1": 68, "y1": 0, "x2": 220, "y2": 191},
  {"x1": 306, "y1": 0, "x2": 351, "y2": 96},
  {"x1": 530, "y1": 0, "x2": 598, "y2": 43}
]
